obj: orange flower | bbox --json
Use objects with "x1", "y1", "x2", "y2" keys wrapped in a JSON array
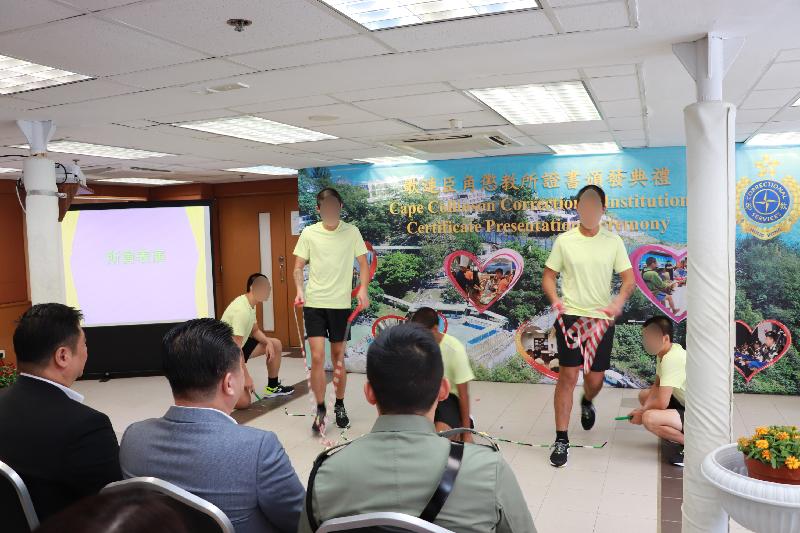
[
  {"x1": 786, "y1": 456, "x2": 800, "y2": 470},
  {"x1": 738, "y1": 438, "x2": 751, "y2": 448},
  {"x1": 756, "y1": 427, "x2": 769, "y2": 436},
  {"x1": 762, "y1": 449, "x2": 772, "y2": 460},
  {"x1": 755, "y1": 439, "x2": 770, "y2": 450},
  {"x1": 776, "y1": 432, "x2": 790, "y2": 441}
]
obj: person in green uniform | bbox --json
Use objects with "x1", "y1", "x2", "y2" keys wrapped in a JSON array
[
  {"x1": 542, "y1": 185, "x2": 635, "y2": 467},
  {"x1": 410, "y1": 306, "x2": 475, "y2": 443},
  {"x1": 642, "y1": 257, "x2": 680, "y2": 314},
  {"x1": 220, "y1": 273, "x2": 294, "y2": 409},
  {"x1": 298, "y1": 323, "x2": 536, "y2": 533},
  {"x1": 293, "y1": 188, "x2": 370, "y2": 432}
]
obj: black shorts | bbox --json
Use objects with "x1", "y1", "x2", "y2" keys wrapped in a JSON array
[
  {"x1": 242, "y1": 337, "x2": 257, "y2": 362},
  {"x1": 434, "y1": 394, "x2": 474, "y2": 429},
  {"x1": 554, "y1": 315, "x2": 615, "y2": 372},
  {"x1": 303, "y1": 307, "x2": 351, "y2": 343},
  {"x1": 667, "y1": 395, "x2": 685, "y2": 433}
]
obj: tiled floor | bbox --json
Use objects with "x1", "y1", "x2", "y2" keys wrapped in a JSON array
[{"x1": 73, "y1": 355, "x2": 797, "y2": 533}]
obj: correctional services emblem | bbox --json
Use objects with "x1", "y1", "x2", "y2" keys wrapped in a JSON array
[{"x1": 737, "y1": 154, "x2": 800, "y2": 240}]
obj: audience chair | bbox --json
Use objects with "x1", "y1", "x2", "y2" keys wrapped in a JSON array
[
  {"x1": 102, "y1": 477, "x2": 234, "y2": 533},
  {"x1": 317, "y1": 512, "x2": 456, "y2": 533},
  {"x1": 0, "y1": 460, "x2": 40, "y2": 533}
]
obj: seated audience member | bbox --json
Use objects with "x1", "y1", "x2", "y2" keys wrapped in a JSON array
[
  {"x1": 627, "y1": 315, "x2": 686, "y2": 466},
  {"x1": 0, "y1": 303, "x2": 121, "y2": 520},
  {"x1": 410, "y1": 307, "x2": 475, "y2": 442},
  {"x1": 35, "y1": 489, "x2": 191, "y2": 533},
  {"x1": 642, "y1": 257, "x2": 680, "y2": 314},
  {"x1": 119, "y1": 319, "x2": 304, "y2": 533},
  {"x1": 299, "y1": 323, "x2": 536, "y2": 533}
]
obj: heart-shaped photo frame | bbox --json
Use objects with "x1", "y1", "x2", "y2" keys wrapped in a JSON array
[
  {"x1": 630, "y1": 245, "x2": 687, "y2": 322},
  {"x1": 515, "y1": 320, "x2": 560, "y2": 379},
  {"x1": 351, "y1": 241, "x2": 377, "y2": 298},
  {"x1": 444, "y1": 248, "x2": 524, "y2": 313},
  {"x1": 734, "y1": 319, "x2": 792, "y2": 383},
  {"x1": 371, "y1": 311, "x2": 448, "y2": 338}
]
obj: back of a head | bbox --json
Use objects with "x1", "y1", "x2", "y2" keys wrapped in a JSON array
[
  {"x1": 409, "y1": 307, "x2": 439, "y2": 330},
  {"x1": 162, "y1": 318, "x2": 241, "y2": 401},
  {"x1": 367, "y1": 323, "x2": 443, "y2": 415},
  {"x1": 35, "y1": 489, "x2": 191, "y2": 533},
  {"x1": 643, "y1": 315, "x2": 674, "y2": 342},
  {"x1": 13, "y1": 303, "x2": 83, "y2": 368}
]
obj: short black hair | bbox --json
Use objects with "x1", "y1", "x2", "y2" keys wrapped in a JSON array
[
  {"x1": 366, "y1": 323, "x2": 443, "y2": 415},
  {"x1": 162, "y1": 319, "x2": 242, "y2": 400},
  {"x1": 646, "y1": 257, "x2": 658, "y2": 266},
  {"x1": 409, "y1": 307, "x2": 439, "y2": 329},
  {"x1": 765, "y1": 331, "x2": 777, "y2": 340},
  {"x1": 643, "y1": 315, "x2": 674, "y2": 342},
  {"x1": 246, "y1": 273, "x2": 268, "y2": 292},
  {"x1": 14, "y1": 303, "x2": 83, "y2": 366},
  {"x1": 576, "y1": 184, "x2": 606, "y2": 206},
  {"x1": 316, "y1": 187, "x2": 343, "y2": 208}
]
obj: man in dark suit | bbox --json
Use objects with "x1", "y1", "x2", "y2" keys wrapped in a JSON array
[
  {"x1": 0, "y1": 303, "x2": 122, "y2": 520},
  {"x1": 120, "y1": 318, "x2": 304, "y2": 533}
]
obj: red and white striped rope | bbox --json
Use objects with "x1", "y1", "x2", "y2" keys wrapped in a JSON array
[{"x1": 556, "y1": 314, "x2": 613, "y2": 374}]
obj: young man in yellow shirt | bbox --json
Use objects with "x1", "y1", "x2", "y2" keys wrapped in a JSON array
[
  {"x1": 542, "y1": 185, "x2": 635, "y2": 467},
  {"x1": 628, "y1": 315, "x2": 686, "y2": 466},
  {"x1": 409, "y1": 307, "x2": 475, "y2": 443},
  {"x1": 293, "y1": 188, "x2": 370, "y2": 432},
  {"x1": 220, "y1": 273, "x2": 293, "y2": 409}
]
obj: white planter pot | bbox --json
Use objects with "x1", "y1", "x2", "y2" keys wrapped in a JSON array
[{"x1": 701, "y1": 443, "x2": 800, "y2": 533}]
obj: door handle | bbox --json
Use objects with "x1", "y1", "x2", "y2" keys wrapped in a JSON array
[{"x1": 278, "y1": 255, "x2": 285, "y2": 283}]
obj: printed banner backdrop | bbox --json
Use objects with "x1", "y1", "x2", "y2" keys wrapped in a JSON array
[{"x1": 298, "y1": 145, "x2": 800, "y2": 395}]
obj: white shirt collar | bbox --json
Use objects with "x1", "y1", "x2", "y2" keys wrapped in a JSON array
[
  {"x1": 19, "y1": 373, "x2": 85, "y2": 403},
  {"x1": 172, "y1": 405, "x2": 237, "y2": 424}
]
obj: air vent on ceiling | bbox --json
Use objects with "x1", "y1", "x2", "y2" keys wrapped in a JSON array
[{"x1": 385, "y1": 131, "x2": 517, "y2": 154}]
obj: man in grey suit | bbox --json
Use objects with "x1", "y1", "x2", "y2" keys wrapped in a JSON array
[{"x1": 120, "y1": 318, "x2": 304, "y2": 533}]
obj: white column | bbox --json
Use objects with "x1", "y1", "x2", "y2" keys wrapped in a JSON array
[
  {"x1": 673, "y1": 34, "x2": 742, "y2": 533},
  {"x1": 18, "y1": 120, "x2": 66, "y2": 305}
]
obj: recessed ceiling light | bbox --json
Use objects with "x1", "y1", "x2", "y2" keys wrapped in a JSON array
[
  {"x1": 93, "y1": 178, "x2": 192, "y2": 186},
  {"x1": 745, "y1": 132, "x2": 800, "y2": 146},
  {"x1": 224, "y1": 165, "x2": 297, "y2": 175},
  {"x1": 176, "y1": 116, "x2": 336, "y2": 144},
  {"x1": 548, "y1": 142, "x2": 620, "y2": 155},
  {"x1": 468, "y1": 81, "x2": 600, "y2": 125},
  {"x1": 0, "y1": 167, "x2": 19, "y2": 173},
  {"x1": 320, "y1": 0, "x2": 539, "y2": 30},
  {"x1": 0, "y1": 54, "x2": 92, "y2": 95},
  {"x1": 11, "y1": 140, "x2": 174, "y2": 159},
  {"x1": 355, "y1": 156, "x2": 428, "y2": 165}
]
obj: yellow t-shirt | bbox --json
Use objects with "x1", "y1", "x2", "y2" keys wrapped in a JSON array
[
  {"x1": 544, "y1": 226, "x2": 632, "y2": 319},
  {"x1": 439, "y1": 334, "x2": 475, "y2": 399},
  {"x1": 656, "y1": 343, "x2": 687, "y2": 406},
  {"x1": 293, "y1": 220, "x2": 368, "y2": 309},
  {"x1": 220, "y1": 294, "x2": 256, "y2": 339}
]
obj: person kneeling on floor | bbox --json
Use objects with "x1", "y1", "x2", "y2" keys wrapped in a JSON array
[{"x1": 627, "y1": 315, "x2": 686, "y2": 467}]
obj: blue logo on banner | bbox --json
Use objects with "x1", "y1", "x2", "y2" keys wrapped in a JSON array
[{"x1": 743, "y1": 180, "x2": 790, "y2": 225}]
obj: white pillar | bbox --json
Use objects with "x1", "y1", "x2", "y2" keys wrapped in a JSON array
[
  {"x1": 18, "y1": 120, "x2": 66, "y2": 305},
  {"x1": 673, "y1": 34, "x2": 742, "y2": 533}
]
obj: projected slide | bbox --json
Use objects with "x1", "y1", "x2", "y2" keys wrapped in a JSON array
[{"x1": 61, "y1": 205, "x2": 214, "y2": 327}]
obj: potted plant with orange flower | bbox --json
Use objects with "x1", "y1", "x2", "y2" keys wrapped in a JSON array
[{"x1": 737, "y1": 425, "x2": 800, "y2": 484}]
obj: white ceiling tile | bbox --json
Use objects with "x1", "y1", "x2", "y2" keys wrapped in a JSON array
[
  {"x1": 740, "y1": 88, "x2": 799, "y2": 110},
  {"x1": 599, "y1": 98, "x2": 642, "y2": 118},
  {"x1": 516, "y1": 120, "x2": 609, "y2": 135},
  {"x1": 290, "y1": 138, "x2": 371, "y2": 153},
  {"x1": 450, "y1": 70, "x2": 581, "y2": 90},
  {"x1": 555, "y1": 1, "x2": 630, "y2": 33},
  {"x1": 775, "y1": 49, "x2": 800, "y2": 63},
  {"x1": 588, "y1": 75, "x2": 639, "y2": 101},
  {"x1": 332, "y1": 83, "x2": 452, "y2": 103},
  {"x1": 607, "y1": 116, "x2": 643, "y2": 130},
  {"x1": 145, "y1": 109, "x2": 238, "y2": 125},
  {"x1": 735, "y1": 123, "x2": 762, "y2": 135},
  {"x1": 611, "y1": 129, "x2": 645, "y2": 141},
  {"x1": 425, "y1": 151, "x2": 485, "y2": 161},
  {"x1": 227, "y1": 95, "x2": 339, "y2": 114},
  {"x1": 737, "y1": 108, "x2": 779, "y2": 123},
  {"x1": 548, "y1": 0, "x2": 602, "y2": 6},
  {"x1": 532, "y1": 131, "x2": 615, "y2": 144},
  {"x1": 760, "y1": 119, "x2": 800, "y2": 132},
  {"x1": 583, "y1": 64, "x2": 636, "y2": 78},
  {"x1": 0, "y1": 16, "x2": 206, "y2": 77},
  {"x1": 108, "y1": 59, "x2": 254, "y2": 90},
  {"x1": 228, "y1": 36, "x2": 390, "y2": 71},
  {"x1": 478, "y1": 145, "x2": 550, "y2": 156},
  {"x1": 374, "y1": 10, "x2": 554, "y2": 52},
  {"x1": 354, "y1": 92, "x2": 485, "y2": 118},
  {"x1": 404, "y1": 111, "x2": 506, "y2": 130},
  {"x1": 103, "y1": 0, "x2": 358, "y2": 56},
  {"x1": 620, "y1": 138, "x2": 646, "y2": 148},
  {"x1": 54, "y1": 0, "x2": 143, "y2": 11},
  {"x1": 13, "y1": 79, "x2": 140, "y2": 105},
  {"x1": 0, "y1": 0, "x2": 79, "y2": 33},
  {"x1": 771, "y1": 106, "x2": 800, "y2": 122},
  {"x1": 321, "y1": 147, "x2": 405, "y2": 160},
  {"x1": 313, "y1": 120, "x2": 420, "y2": 138},
  {"x1": 756, "y1": 62, "x2": 800, "y2": 90},
  {"x1": 257, "y1": 104, "x2": 384, "y2": 127}
]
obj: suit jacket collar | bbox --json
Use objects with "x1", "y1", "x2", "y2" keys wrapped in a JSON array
[
  {"x1": 165, "y1": 405, "x2": 237, "y2": 425},
  {"x1": 17, "y1": 373, "x2": 85, "y2": 403}
]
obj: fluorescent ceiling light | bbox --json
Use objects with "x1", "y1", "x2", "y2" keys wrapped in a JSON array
[
  {"x1": 549, "y1": 142, "x2": 620, "y2": 155},
  {"x1": 225, "y1": 165, "x2": 297, "y2": 175},
  {"x1": 93, "y1": 178, "x2": 192, "y2": 186},
  {"x1": 0, "y1": 54, "x2": 92, "y2": 95},
  {"x1": 320, "y1": 0, "x2": 539, "y2": 30},
  {"x1": 792, "y1": 96, "x2": 800, "y2": 107},
  {"x1": 0, "y1": 167, "x2": 19, "y2": 173},
  {"x1": 355, "y1": 156, "x2": 428, "y2": 165},
  {"x1": 746, "y1": 132, "x2": 800, "y2": 146},
  {"x1": 177, "y1": 116, "x2": 336, "y2": 144},
  {"x1": 468, "y1": 81, "x2": 600, "y2": 125},
  {"x1": 12, "y1": 140, "x2": 174, "y2": 159}
]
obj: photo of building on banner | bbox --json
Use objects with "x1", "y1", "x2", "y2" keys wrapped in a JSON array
[{"x1": 297, "y1": 146, "x2": 800, "y2": 395}]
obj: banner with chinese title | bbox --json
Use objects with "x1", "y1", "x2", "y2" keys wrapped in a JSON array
[{"x1": 298, "y1": 145, "x2": 800, "y2": 395}]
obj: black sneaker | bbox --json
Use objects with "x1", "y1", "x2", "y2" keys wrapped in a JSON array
[
  {"x1": 312, "y1": 408, "x2": 326, "y2": 434},
  {"x1": 263, "y1": 382, "x2": 295, "y2": 398},
  {"x1": 668, "y1": 447, "x2": 684, "y2": 467},
  {"x1": 334, "y1": 403, "x2": 350, "y2": 428},
  {"x1": 549, "y1": 440, "x2": 569, "y2": 468},
  {"x1": 580, "y1": 396, "x2": 596, "y2": 430}
]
